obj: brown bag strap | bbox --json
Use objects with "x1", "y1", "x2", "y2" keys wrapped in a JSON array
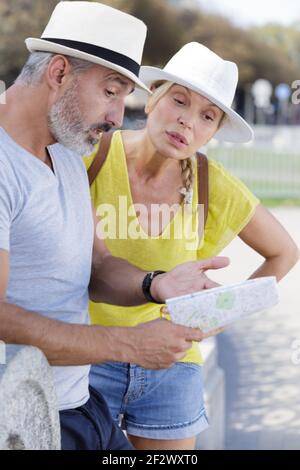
[
  {"x1": 88, "y1": 131, "x2": 114, "y2": 187},
  {"x1": 196, "y1": 152, "x2": 209, "y2": 229}
]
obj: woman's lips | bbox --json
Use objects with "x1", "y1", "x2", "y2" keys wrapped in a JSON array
[{"x1": 166, "y1": 131, "x2": 188, "y2": 148}]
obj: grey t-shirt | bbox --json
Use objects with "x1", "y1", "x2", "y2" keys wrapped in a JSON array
[{"x1": 0, "y1": 127, "x2": 94, "y2": 410}]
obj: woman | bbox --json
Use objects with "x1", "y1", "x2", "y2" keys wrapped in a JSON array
[{"x1": 84, "y1": 42, "x2": 299, "y2": 450}]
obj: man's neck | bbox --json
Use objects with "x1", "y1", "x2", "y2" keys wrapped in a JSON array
[{"x1": 0, "y1": 84, "x2": 56, "y2": 161}]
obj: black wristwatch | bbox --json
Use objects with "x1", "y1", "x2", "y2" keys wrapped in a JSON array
[{"x1": 142, "y1": 270, "x2": 166, "y2": 304}]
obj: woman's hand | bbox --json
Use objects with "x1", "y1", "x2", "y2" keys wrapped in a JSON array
[{"x1": 151, "y1": 256, "x2": 230, "y2": 302}]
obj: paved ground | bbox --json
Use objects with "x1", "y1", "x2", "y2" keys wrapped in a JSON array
[{"x1": 211, "y1": 208, "x2": 300, "y2": 450}]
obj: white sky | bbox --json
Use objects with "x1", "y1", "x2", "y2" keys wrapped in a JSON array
[{"x1": 197, "y1": 0, "x2": 300, "y2": 27}]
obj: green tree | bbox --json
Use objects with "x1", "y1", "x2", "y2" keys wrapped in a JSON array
[
  {"x1": 184, "y1": 13, "x2": 299, "y2": 86},
  {"x1": 102, "y1": 0, "x2": 299, "y2": 85},
  {"x1": 252, "y1": 23, "x2": 300, "y2": 73},
  {"x1": 1, "y1": 0, "x2": 298, "y2": 90},
  {"x1": 0, "y1": 0, "x2": 59, "y2": 84}
]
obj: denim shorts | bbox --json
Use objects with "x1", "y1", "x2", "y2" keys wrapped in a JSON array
[{"x1": 89, "y1": 361, "x2": 209, "y2": 440}]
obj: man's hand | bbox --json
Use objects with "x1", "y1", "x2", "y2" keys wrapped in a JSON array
[
  {"x1": 202, "y1": 326, "x2": 225, "y2": 339},
  {"x1": 160, "y1": 309, "x2": 226, "y2": 343},
  {"x1": 151, "y1": 256, "x2": 230, "y2": 303},
  {"x1": 122, "y1": 319, "x2": 204, "y2": 369}
]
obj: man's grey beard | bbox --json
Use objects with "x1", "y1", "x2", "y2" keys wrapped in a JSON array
[{"x1": 48, "y1": 80, "x2": 112, "y2": 155}]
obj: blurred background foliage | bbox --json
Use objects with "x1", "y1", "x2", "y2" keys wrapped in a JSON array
[
  {"x1": 0, "y1": 0, "x2": 299, "y2": 88},
  {"x1": 0, "y1": 0, "x2": 58, "y2": 84}
]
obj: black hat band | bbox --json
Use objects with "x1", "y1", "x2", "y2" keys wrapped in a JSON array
[{"x1": 42, "y1": 38, "x2": 140, "y2": 76}]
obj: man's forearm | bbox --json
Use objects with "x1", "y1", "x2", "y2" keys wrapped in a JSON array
[
  {"x1": 89, "y1": 254, "x2": 149, "y2": 305},
  {"x1": 0, "y1": 301, "x2": 134, "y2": 366}
]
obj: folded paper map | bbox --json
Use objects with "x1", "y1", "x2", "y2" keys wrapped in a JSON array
[{"x1": 166, "y1": 277, "x2": 279, "y2": 333}]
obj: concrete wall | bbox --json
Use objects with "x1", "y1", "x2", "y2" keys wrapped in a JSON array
[
  {"x1": 0, "y1": 345, "x2": 60, "y2": 450},
  {"x1": 196, "y1": 338, "x2": 225, "y2": 450},
  {"x1": 0, "y1": 342, "x2": 225, "y2": 450}
]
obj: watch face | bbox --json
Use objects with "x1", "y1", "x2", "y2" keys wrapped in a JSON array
[
  {"x1": 142, "y1": 271, "x2": 166, "y2": 304},
  {"x1": 142, "y1": 272, "x2": 163, "y2": 304}
]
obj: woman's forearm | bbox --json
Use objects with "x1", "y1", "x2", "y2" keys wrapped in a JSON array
[
  {"x1": 248, "y1": 250, "x2": 299, "y2": 282},
  {"x1": 89, "y1": 254, "x2": 148, "y2": 305}
]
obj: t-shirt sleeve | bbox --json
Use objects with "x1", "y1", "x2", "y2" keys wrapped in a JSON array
[
  {"x1": 198, "y1": 159, "x2": 260, "y2": 258},
  {"x1": 0, "y1": 161, "x2": 16, "y2": 252}
]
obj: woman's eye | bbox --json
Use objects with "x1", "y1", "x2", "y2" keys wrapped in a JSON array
[
  {"x1": 174, "y1": 98, "x2": 185, "y2": 105},
  {"x1": 203, "y1": 114, "x2": 214, "y2": 122}
]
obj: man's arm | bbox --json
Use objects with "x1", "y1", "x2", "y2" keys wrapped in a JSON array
[
  {"x1": 0, "y1": 249, "x2": 203, "y2": 369},
  {"x1": 89, "y1": 206, "x2": 230, "y2": 304}
]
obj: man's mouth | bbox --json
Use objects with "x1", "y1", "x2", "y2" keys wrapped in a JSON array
[
  {"x1": 89, "y1": 128, "x2": 103, "y2": 140},
  {"x1": 88, "y1": 124, "x2": 113, "y2": 140}
]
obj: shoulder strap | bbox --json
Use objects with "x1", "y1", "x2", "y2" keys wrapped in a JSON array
[
  {"x1": 88, "y1": 131, "x2": 114, "y2": 187},
  {"x1": 196, "y1": 152, "x2": 209, "y2": 229}
]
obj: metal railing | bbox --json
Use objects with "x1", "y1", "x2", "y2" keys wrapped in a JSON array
[
  {"x1": 208, "y1": 146, "x2": 300, "y2": 199},
  {"x1": 206, "y1": 126, "x2": 300, "y2": 200}
]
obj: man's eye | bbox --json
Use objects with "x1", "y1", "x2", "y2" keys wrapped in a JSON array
[
  {"x1": 105, "y1": 90, "x2": 115, "y2": 97},
  {"x1": 203, "y1": 114, "x2": 214, "y2": 122}
]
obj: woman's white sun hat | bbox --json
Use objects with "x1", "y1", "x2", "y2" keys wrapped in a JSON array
[
  {"x1": 25, "y1": 1, "x2": 150, "y2": 92},
  {"x1": 140, "y1": 42, "x2": 253, "y2": 143}
]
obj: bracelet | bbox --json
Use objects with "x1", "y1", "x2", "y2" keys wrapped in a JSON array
[{"x1": 142, "y1": 270, "x2": 166, "y2": 304}]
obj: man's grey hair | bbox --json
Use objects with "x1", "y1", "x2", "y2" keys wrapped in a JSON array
[{"x1": 15, "y1": 52, "x2": 95, "y2": 86}]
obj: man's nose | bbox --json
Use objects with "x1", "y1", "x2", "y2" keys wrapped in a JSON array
[{"x1": 105, "y1": 101, "x2": 125, "y2": 129}]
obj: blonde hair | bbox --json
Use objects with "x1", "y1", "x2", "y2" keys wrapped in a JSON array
[{"x1": 145, "y1": 81, "x2": 225, "y2": 204}]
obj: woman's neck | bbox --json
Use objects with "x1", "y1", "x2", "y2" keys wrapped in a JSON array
[{"x1": 122, "y1": 128, "x2": 181, "y2": 183}]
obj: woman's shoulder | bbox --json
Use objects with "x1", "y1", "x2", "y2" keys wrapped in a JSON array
[
  {"x1": 207, "y1": 158, "x2": 230, "y2": 177},
  {"x1": 205, "y1": 157, "x2": 259, "y2": 207},
  {"x1": 207, "y1": 158, "x2": 244, "y2": 192}
]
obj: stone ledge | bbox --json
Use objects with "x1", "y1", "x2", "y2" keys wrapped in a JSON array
[
  {"x1": 196, "y1": 337, "x2": 225, "y2": 450},
  {"x1": 0, "y1": 345, "x2": 60, "y2": 450},
  {"x1": 0, "y1": 341, "x2": 225, "y2": 450}
]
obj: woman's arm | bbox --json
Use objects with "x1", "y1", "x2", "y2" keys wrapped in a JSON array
[
  {"x1": 238, "y1": 204, "x2": 300, "y2": 281},
  {"x1": 89, "y1": 205, "x2": 230, "y2": 304}
]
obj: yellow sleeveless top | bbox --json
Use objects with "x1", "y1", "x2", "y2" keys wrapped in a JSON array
[{"x1": 84, "y1": 131, "x2": 259, "y2": 364}]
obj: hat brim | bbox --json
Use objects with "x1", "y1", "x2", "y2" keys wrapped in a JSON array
[
  {"x1": 140, "y1": 66, "x2": 253, "y2": 143},
  {"x1": 25, "y1": 38, "x2": 151, "y2": 93}
]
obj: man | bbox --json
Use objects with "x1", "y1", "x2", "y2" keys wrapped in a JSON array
[{"x1": 0, "y1": 2, "x2": 228, "y2": 449}]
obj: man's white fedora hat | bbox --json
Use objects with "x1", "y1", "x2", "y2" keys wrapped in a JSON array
[
  {"x1": 140, "y1": 42, "x2": 253, "y2": 143},
  {"x1": 25, "y1": 1, "x2": 150, "y2": 92}
]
